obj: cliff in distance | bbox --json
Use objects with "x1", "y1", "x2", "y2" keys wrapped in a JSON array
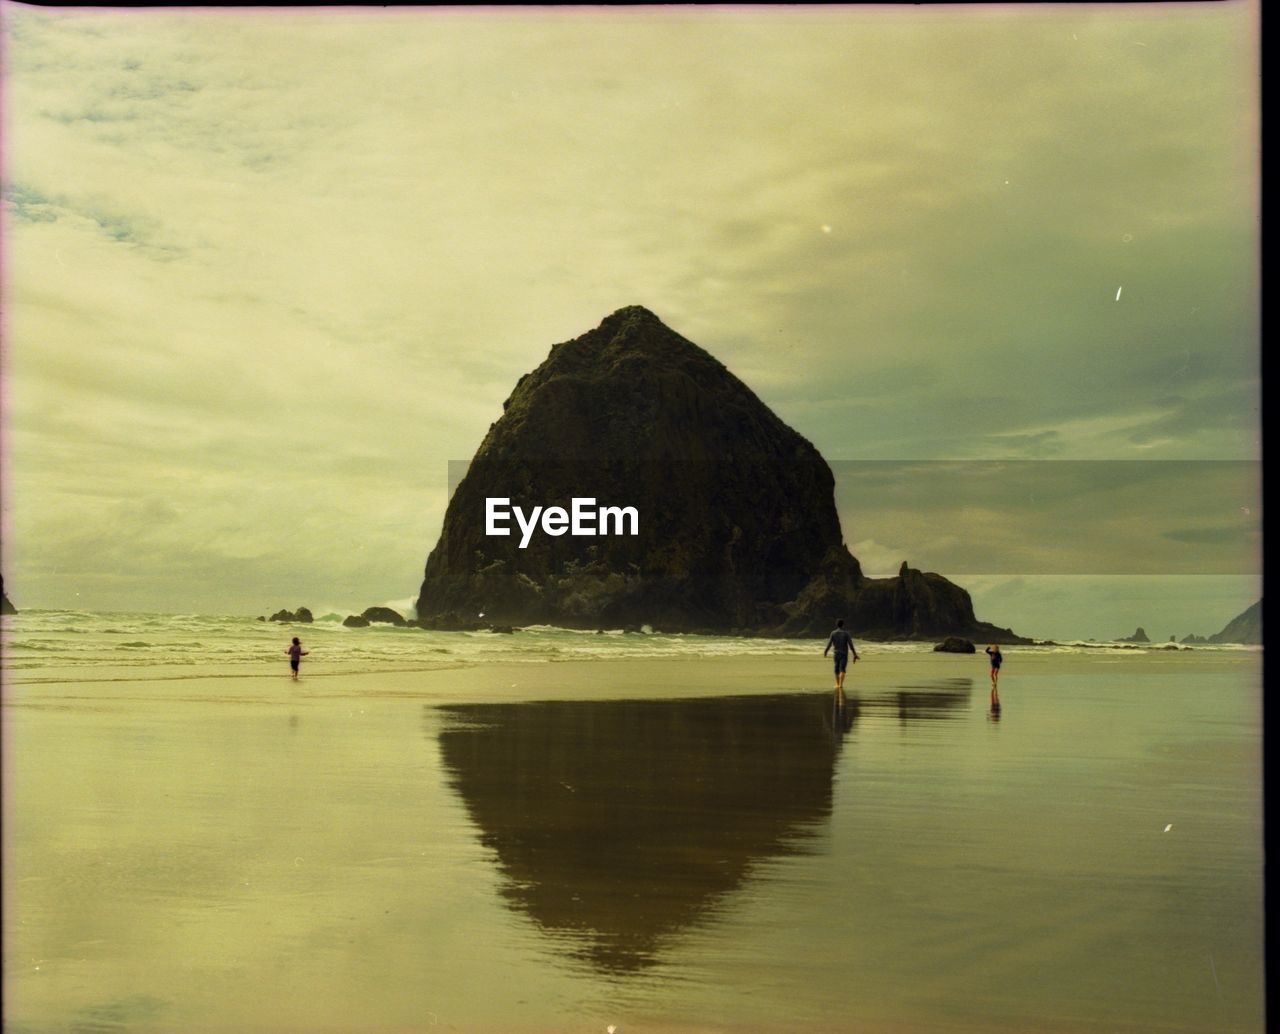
[
  {"x1": 416, "y1": 306, "x2": 1026, "y2": 642},
  {"x1": 1208, "y1": 599, "x2": 1261, "y2": 645}
]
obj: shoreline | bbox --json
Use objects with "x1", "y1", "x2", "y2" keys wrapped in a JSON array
[{"x1": 3, "y1": 649, "x2": 1260, "y2": 708}]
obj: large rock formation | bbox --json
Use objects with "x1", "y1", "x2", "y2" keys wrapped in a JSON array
[
  {"x1": 415, "y1": 306, "x2": 1026, "y2": 642},
  {"x1": 1208, "y1": 599, "x2": 1262, "y2": 644},
  {"x1": 1, "y1": 575, "x2": 15, "y2": 616}
]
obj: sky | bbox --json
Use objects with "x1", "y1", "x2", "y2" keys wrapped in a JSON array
[{"x1": 1, "y1": 2, "x2": 1260, "y2": 641}]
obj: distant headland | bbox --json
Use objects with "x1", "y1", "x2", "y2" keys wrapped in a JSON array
[
  {"x1": 414, "y1": 306, "x2": 1027, "y2": 642},
  {"x1": 1181, "y1": 599, "x2": 1262, "y2": 645}
]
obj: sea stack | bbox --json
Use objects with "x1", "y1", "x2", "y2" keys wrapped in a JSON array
[{"x1": 415, "y1": 306, "x2": 1024, "y2": 641}]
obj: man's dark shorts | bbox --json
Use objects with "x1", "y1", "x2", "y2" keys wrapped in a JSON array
[{"x1": 833, "y1": 651, "x2": 849, "y2": 674}]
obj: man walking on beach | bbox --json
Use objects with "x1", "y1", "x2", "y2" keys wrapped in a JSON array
[{"x1": 824, "y1": 619, "x2": 859, "y2": 692}]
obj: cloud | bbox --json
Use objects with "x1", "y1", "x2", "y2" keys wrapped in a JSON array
[
  {"x1": 833, "y1": 461, "x2": 1260, "y2": 575},
  {"x1": 847, "y1": 539, "x2": 909, "y2": 580},
  {"x1": 1, "y1": 4, "x2": 1260, "y2": 617}
]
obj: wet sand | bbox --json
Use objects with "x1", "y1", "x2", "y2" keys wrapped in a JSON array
[
  {"x1": 5, "y1": 645, "x2": 1253, "y2": 701},
  {"x1": 3, "y1": 651, "x2": 1264, "y2": 1033}
]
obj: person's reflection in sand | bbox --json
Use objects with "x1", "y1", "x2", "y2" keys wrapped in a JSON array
[{"x1": 830, "y1": 688, "x2": 856, "y2": 742}]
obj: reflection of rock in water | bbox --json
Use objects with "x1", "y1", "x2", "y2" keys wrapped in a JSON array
[{"x1": 436, "y1": 693, "x2": 839, "y2": 975}]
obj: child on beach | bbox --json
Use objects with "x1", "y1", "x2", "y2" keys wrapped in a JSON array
[
  {"x1": 286, "y1": 637, "x2": 309, "y2": 680},
  {"x1": 984, "y1": 645, "x2": 1002, "y2": 706}
]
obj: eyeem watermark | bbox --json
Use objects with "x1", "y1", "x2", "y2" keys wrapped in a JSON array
[{"x1": 486, "y1": 497, "x2": 639, "y2": 549}]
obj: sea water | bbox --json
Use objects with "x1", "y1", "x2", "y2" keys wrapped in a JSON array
[
  {"x1": 1, "y1": 611, "x2": 1264, "y2": 1032},
  {"x1": 2, "y1": 609, "x2": 836, "y2": 676}
]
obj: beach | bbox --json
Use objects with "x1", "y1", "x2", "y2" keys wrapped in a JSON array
[
  {"x1": 3, "y1": 2, "x2": 1262, "y2": 1030},
  {"x1": 1, "y1": 621, "x2": 1263, "y2": 1034}
]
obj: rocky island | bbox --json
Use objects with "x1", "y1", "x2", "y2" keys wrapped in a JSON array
[
  {"x1": 415, "y1": 306, "x2": 1027, "y2": 642},
  {"x1": 267, "y1": 607, "x2": 313, "y2": 624},
  {"x1": 343, "y1": 607, "x2": 408, "y2": 628}
]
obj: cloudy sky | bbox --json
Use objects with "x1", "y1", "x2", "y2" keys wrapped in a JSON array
[{"x1": 2, "y1": 3, "x2": 1259, "y2": 640}]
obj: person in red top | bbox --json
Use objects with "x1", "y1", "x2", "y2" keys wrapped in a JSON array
[{"x1": 285, "y1": 637, "x2": 309, "y2": 680}]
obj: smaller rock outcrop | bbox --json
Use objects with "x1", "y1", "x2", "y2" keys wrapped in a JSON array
[
  {"x1": 2, "y1": 576, "x2": 17, "y2": 616},
  {"x1": 1117, "y1": 627, "x2": 1149, "y2": 643},
  {"x1": 361, "y1": 606, "x2": 407, "y2": 626},
  {"x1": 343, "y1": 614, "x2": 371, "y2": 627},
  {"x1": 1181, "y1": 633, "x2": 1209, "y2": 644},
  {"x1": 774, "y1": 558, "x2": 1028, "y2": 642},
  {"x1": 270, "y1": 607, "x2": 314, "y2": 623},
  {"x1": 933, "y1": 636, "x2": 976, "y2": 653}
]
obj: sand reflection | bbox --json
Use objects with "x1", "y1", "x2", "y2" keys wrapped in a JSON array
[
  {"x1": 436, "y1": 683, "x2": 970, "y2": 974},
  {"x1": 872, "y1": 677, "x2": 975, "y2": 725}
]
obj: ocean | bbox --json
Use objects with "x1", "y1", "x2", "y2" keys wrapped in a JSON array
[
  {"x1": 1, "y1": 611, "x2": 1264, "y2": 1033},
  {"x1": 2, "y1": 608, "x2": 867, "y2": 672},
  {"x1": 2, "y1": 609, "x2": 1256, "y2": 678}
]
